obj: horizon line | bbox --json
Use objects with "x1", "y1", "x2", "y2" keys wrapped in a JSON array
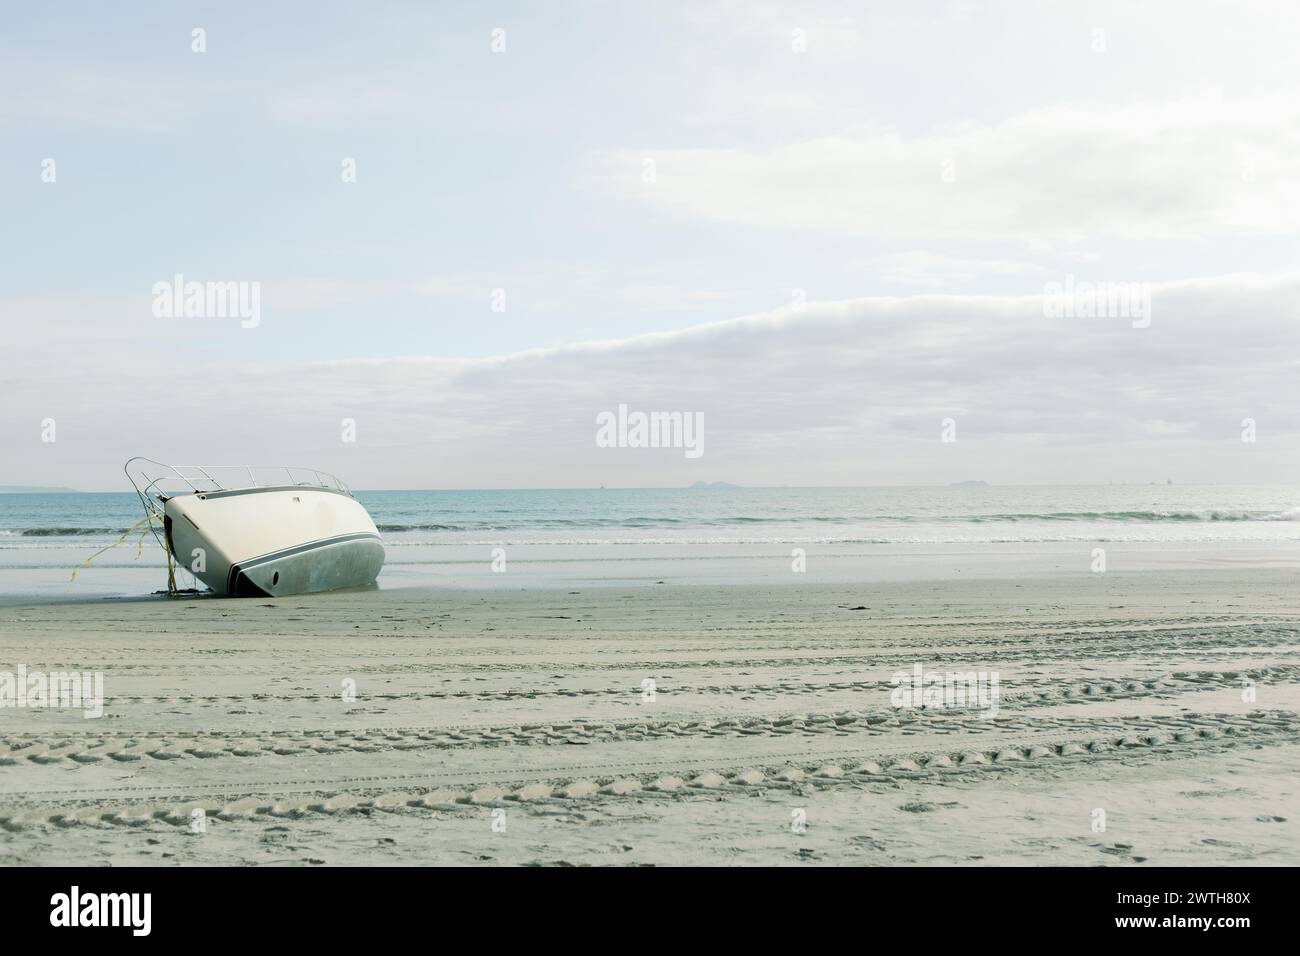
[{"x1": 9, "y1": 480, "x2": 1300, "y2": 495}]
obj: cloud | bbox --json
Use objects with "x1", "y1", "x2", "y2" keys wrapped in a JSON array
[
  {"x1": 865, "y1": 251, "x2": 1041, "y2": 287},
  {"x1": 595, "y1": 94, "x2": 1300, "y2": 240},
  {"x1": 5, "y1": 272, "x2": 1299, "y2": 489}
]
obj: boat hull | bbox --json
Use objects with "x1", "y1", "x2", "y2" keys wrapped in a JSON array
[{"x1": 163, "y1": 487, "x2": 384, "y2": 597}]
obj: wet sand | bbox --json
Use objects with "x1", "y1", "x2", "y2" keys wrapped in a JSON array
[{"x1": 1, "y1": 572, "x2": 1298, "y2": 865}]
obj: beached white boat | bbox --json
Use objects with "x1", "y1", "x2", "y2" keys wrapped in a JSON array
[{"x1": 125, "y1": 458, "x2": 384, "y2": 597}]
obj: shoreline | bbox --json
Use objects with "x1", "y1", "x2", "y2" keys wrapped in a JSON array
[{"x1": 3, "y1": 538, "x2": 1299, "y2": 605}]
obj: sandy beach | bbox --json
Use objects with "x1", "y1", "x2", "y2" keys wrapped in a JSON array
[{"x1": 2, "y1": 571, "x2": 1297, "y2": 866}]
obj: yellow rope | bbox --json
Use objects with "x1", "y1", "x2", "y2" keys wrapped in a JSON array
[{"x1": 71, "y1": 513, "x2": 177, "y2": 594}]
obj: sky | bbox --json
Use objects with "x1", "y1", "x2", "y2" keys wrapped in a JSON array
[{"x1": 2, "y1": 1, "x2": 1298, "y2": 490}]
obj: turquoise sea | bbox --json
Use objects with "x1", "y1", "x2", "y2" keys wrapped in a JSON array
[{"x1": 2, "y1": 485, "x2": 1298, "y2": 598}]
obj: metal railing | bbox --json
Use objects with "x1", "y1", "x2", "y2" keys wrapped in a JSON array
[{"x1": 124, "y1": 458, "x2": 352, "y2": 510}]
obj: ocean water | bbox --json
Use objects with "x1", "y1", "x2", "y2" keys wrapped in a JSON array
[{"x1": 2, "y1": 485, "x2": 1299, "y2": 598}]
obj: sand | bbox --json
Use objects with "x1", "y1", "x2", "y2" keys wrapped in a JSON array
[{"x1": 1, "y1": 571, "x2": 1298, "y2": 866}]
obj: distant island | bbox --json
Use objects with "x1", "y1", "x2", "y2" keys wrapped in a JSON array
[
  {"x1": 949, "y1": 480, "x2": 989, "y2": 487},
  {"x1": 0, "y1": 485, "x2": 80, "y2": 493},
  {"x1": 688, "y1": 481, "x2": 741, "y2": 490}
]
